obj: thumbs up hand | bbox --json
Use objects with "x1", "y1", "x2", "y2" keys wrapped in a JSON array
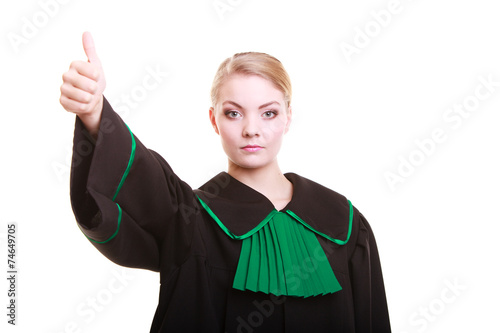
[{"x1": 60, "y1": 32, "x2": 106, "y2": 137}]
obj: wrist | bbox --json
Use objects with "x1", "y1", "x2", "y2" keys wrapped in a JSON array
[{"x1": 78, "y1": 96, "x2": 103, "y2": 139}]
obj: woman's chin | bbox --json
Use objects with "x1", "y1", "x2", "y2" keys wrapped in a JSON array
[{"x1": 228, "y1": 157, "x2": 274, "y2": 171}]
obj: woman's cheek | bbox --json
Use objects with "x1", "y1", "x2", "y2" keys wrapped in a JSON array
[{"x1": 264, "y1": 124, "x2": 285, "y2": 141}]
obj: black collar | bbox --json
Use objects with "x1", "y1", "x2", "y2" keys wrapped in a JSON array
[{"x1": 194, "y1": 172, "x2": 351, "y2": 241}]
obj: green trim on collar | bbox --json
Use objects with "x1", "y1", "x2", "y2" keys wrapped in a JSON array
[
  {"x1": 286, "y1": 199, "x2": 353, "y2": 245},
  {"x1": 197, "y1": 195, "x2": 353, "y2": 246},
  {"x1": 195, "y1": 172, "x2": 353, "y2": 243},
  {"x1": 196, "y1": 195, "x2": 278, "y2": 240}
]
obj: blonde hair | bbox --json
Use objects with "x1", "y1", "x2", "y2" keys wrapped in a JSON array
[{"x1": 210, "y1": 52, "x2": 292, "y2": 110}]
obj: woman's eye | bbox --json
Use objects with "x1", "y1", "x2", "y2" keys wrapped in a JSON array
[
  {"x1": 225, "y1": 111, "x2": 240, "y2": 118},
  {"x1": 263, "y1": 111, "x2": 277, "y2": 118}
]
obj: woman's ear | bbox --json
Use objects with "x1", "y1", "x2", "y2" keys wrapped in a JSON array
[
  {"x1": 284, "y1": 105, "x2": 292, "y2": 134},
  {"x1": 209, "y1": 107, "x2": 220, "y2": 135}
]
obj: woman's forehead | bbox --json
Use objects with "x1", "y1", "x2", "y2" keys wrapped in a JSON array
[{"x1": 218, "y1": 74, "x2": 285, "y2": 104}]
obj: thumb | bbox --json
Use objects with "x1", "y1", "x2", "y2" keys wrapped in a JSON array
[{"x1": 82, "y1": 31, "x2": 100, "y2": 64}]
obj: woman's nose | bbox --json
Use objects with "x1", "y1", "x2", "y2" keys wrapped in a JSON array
[{"x1": 242, "y1": 118, "x2": 260, "y2": 137}]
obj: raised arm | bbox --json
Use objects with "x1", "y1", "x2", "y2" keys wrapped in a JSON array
[{"x1": 61, "y1": 33, "x2": 197, "y2": 272}]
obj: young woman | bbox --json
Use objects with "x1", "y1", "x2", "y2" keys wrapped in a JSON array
[{"x1": 60, "y1": 32, "x2": 391, "y2": 332}]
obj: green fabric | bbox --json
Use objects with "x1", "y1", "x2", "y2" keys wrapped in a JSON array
[
  {"x1": 87, "y1": 203, "x2": 123, "y2": 244},
  {"x1": 196, "y1": 196, "x2": 353, "y2": 245},
  {"x1": 233, "y1": 212, "x2": 341, "y2": 297},
  {"x1": 112, "y1": 124, "x2": 136, "y2": 201},
  {"x1": 197, "y1": 195, "x2": 279, "y2": 240},
  {"x1": 286, "y1": 199, "x2": 353, "y2": 245},
  {"x1": 196, "y1": 195, "x2": 352, "y2": 297}
]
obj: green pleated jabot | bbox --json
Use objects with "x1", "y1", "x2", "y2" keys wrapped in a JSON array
[
  {"x1": 197, "y1": 196, "x2": 353, "y2": 298},
  {"x1": 233, "y1": 212, "x2": 341, "y2": 297}
]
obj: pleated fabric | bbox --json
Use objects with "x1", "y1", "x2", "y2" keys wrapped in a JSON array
[{"x1": 232, "y1": 212, "x2": 342, "y2": 297}]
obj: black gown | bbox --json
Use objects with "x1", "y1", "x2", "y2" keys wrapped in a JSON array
[{"x1": 70, "y1": 97, "x2": 391, "y2": 332}]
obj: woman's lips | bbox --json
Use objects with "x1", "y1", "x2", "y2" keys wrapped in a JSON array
[{"x1": 242, "y1": 145, "x2": 263, "y2": 152}]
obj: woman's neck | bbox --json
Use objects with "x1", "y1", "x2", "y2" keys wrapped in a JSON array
[{"x1": 228, "y1": 160, "x2": 293, "y2": 210}]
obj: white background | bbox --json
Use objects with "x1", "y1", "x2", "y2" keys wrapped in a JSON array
[{"x1": 1, "y1": 0, "x2": 499, "y2": 332}]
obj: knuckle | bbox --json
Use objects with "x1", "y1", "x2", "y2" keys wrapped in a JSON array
[
  {"x1": 62, "y1": 71, "x2": 70, "y2": 81},
  {"x1": 94, "y1": 71, "x2": 100, "y2": 80},
  {"x1": 78, "y1": 103, "x2": 88, "y2": 112},
  {"x1": 89, "y1": 83, "x2": 98, "y2": 93},
  {"x1": 61, "y1": 84, "x2": 72, "y2": 96}
]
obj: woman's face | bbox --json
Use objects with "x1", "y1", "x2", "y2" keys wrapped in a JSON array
[{"x1": 210, "y1": 74, "x2": 292, "y2": 171}]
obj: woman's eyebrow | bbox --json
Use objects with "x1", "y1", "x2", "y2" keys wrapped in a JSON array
[
  {"x1": 222, "y1": 101, "x2": 243, "y2": 108},
  {"x1": 222, "y1": 100, "x2": 281, "y2": 109},
  {"x1": 259, "y1": 101, "x2": 280, "y2": 109}
]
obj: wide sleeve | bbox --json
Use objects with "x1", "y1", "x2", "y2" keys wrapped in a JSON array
[
  {"x1": 348, "y1": 209, "x2": 391, "y2": 332},
  {"x1": 69, "y1": 97, "x2": 196, "y2": 272}
]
